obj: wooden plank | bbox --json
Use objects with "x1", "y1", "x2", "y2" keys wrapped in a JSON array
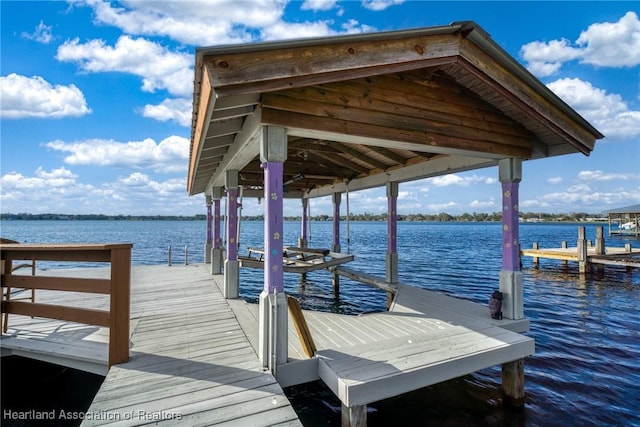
[
  {"x1": 287, "y1": 296, "x2": 316, "y2": 357},
  {"x1": 1, "y1": 275, "x2": 111, "y2": 294},
  {"x1": 262, "y1": 108, "x2": 532, "y2": 159},
  {"x1": 109, "y1": 247, "x2": 130, "y2": 366},
  {"x1": 204, "y1": 32, "x2": 461, "y2": 90},
  {"x1": 2, "y1": 301, "x2": 109, "y2": 326}
]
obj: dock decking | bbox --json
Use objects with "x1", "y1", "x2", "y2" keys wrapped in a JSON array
[
  {"x1": 1, "y1": 265, "x2": 301, "y2": 426},
  {"x1": 3, "y1": 264, "x2": 534, "y2": 425},
  {"x1": 225, "y1": 280, "x2": 533, "y2": 412}
]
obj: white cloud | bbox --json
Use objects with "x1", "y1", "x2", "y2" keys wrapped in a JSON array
[
  {"x1": 427, "y1": 201, "x2": 459, "y2": 212},
  {"x1": 56, "y1": 35, "x2": 193, "y2": 97},
  {"x1": 301, "y1": 0, "x2": 339, "y2": 11},
  {"x1": 547, "y1": 177, "x2": 563, "y2": 184},
  {"x1": 520, "y1": 180, "x2": 640, "y2": 212},
  {"x1": 429, "y1": 173, "x2": 495, "y2": 187},
  {"x1": 141, "y1": 98, "x2": 192, "y2": 127},
  {"x1": 361, "y1": 0, "x2": 404, "y2": 12},
  {"x1": 77, "y1": 0, "x2": 286, "y2": 45},
  {"x1": 260, "y1": 20, "x2": 337, "y2": 41},
  {"x1": 521, "y1": 11, "x2": 640, "y2": 76},
  {"x1": 577, "y1": 11, "x2": 640, "y2": 67},
  {"x1": 469, "y1": 199, "x2": 496, "y2": 209},
  {"x1": 577, "y1": 170, "x2": 638, "y2": 182},
  {"x1": 44, "y1": 136, "x2": 189, "y2": 173},
  {"x1": 547, "y1": 78, "x2": 640, "y2": 139},
  {"x1": 0, "y1": 74, "x2": 91, "y2": 119},
  {"x1": 341, "y1": 19, "x2": 376, "y2": 34},
  {"x1": 0, "y1": 167, "x2": 202, "y2": 215},
  {"x1": 21, "y1": 20, "x2": 54, "y2": 44},
  {"x1": 520, "y1": 39, "x2": 582, "y2": 77}
]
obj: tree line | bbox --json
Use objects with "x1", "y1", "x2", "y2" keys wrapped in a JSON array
[{"x1": 1, "y1": 211, "x2": 605, "y2": 222}]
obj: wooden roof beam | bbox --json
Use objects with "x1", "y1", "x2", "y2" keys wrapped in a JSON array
[{"x1": 263, "y1": 108, "x2": 531, "y2": 159}]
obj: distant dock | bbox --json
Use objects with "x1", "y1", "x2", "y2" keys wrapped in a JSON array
[{"x1": 521, "y1": 226, "x2": 640, "y2": 272}]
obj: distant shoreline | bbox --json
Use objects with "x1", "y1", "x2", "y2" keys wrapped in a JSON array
[{"x1": 1, "y1": 212, "x2": 608, "y2": 223}]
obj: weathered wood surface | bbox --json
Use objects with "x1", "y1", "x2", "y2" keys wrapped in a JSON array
[
  {"x1": 1, "y1": 265, "x2": 301, "y2": 426},
  {"x1": 521, "y1": 245, "x2": 640, "y2": 267},
  {"x1": 1, "y1": 243, "x2": 131, "y2": 365}
]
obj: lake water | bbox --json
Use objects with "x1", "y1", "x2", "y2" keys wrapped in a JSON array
[{"x1": 1, "y1": 220, "x2": 639, "y2": 426}]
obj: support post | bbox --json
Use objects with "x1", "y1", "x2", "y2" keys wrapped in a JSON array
[
  {"x1": 532, "y1": 242, "x2": 539, "y2": 268},
  {"x1": 498, "y1": 158, "x2": 523, "y2": 320},
  {"x1": 342, "y1": 403, "x2": 366, "y2": 427},
  {"x1": 577, "y1": 226, "x2": 587, "y2": 274},
  {"x1": 224, "y1": 171, "x2": 240, "y2": 298},
  {"x1": 204, "y1": 195, "x2": 213, "y2": 264},
  {"x1": 386, "y1": 182, "x2": 398, "y2": 308},
  {"x1": 299, "y1": 198, "x2": 308, "y2": 248},
  {"x1": 258, "y1": 126, "x2": 288, "y2": 369},
  {"x1": 561, "y1": 240, "x2": 568, "y2": 266},
  {"x1": 595, "y1": 226, "x2": 605, "y2": 255},
  {"x1": 212, "y1": 187, "x2": 223, "y2": 274},
  {"x1": 332, "y1": 192, "x2": 342, "y2": 295},
  {"x1": 502, "y1": 359, "x2": 525, "y2": 406},
  {"x1": 498, "y1": 158, "x2": 526, "y2": 407}
]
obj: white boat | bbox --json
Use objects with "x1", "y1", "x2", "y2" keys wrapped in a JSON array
[{"x1": 620, "y1": 221, "x2": 637, "y2": 230}]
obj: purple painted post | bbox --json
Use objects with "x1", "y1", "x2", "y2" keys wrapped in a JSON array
[
  {"x1": 388, "y1": 190, "x2": 397, "y2": 255},
  {"x1": 501, "y1": 181, "x2": 520, "y2": 271},
  {"x1": 227, "y1": 188, "x2": 238, "y2": 262},
  {"x1": 263, "y1": 161, "x2": 284, "y2": 293},
  {"x1": 206, "y1": 203, "x2": 213, "y2": 246},
  {"x1": 332, "y1": 193, "x2": 341, "y2": 252},
  {"x1": 214, "y1": 199, "x2": 221, "y2": 249}
]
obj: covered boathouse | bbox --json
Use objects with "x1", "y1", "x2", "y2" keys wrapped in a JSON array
[{"x1": 188, "y1": 22, "x2": 603, "y2": 426}]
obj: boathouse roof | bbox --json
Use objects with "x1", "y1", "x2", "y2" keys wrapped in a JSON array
[
  {"x1": 606, "y1": 204, "x2": 640, "y2": 214},
  {"x1": 188, "y1": 21, "x2": 604, "y2": 197}
]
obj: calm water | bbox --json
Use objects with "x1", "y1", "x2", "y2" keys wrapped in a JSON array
[{"x1": 1, "y1": 220, "x2": 639, "y2": 426}]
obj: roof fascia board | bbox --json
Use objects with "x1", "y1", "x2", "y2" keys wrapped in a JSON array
[
  {"x1": 462, "y1": 27, "x2": 604, "y2": 143},
  {"x1": 188, "y1": 68, "x2": 216, "y2": 195},
  {"x1": 195, "y1": 23, "x2": 468, "y2": 57}
]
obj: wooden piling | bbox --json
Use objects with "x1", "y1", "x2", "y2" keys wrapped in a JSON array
[
  {"x1": 595, "y1": 226, "x2": 605, "y2": 271},
  {"x1": 577, "y1": 226, "x2": 587, "y2": 273},
  {"x1": 532, "y1": 242, "x2": 539, "y2": 268},
  {"x1": 502, "y1": 359, "x2": 526, "y2": 407},
  {"x1": 342, "y1": 403, "x2": 366, "y2": 427}
]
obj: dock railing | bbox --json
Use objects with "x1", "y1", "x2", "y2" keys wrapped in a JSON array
[{"x1": 0, "y1": 243, "x2": 132, "y2": 366}]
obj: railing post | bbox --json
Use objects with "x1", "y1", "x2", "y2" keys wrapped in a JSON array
[
  {"x1": 109, "y1": 246, "x2": 131, "y2": 366},
  {"x1": 168, "y1": 245, "x2": 172, "y2": 266}
]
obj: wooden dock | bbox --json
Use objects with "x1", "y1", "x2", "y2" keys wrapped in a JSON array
[
  {"x1": 1, "y1": 265, "x2": 301, "y2": 426},
  {"x1": 521, "y1": 226, "x2": 640, "y2": 272},
  {"x1": 2, "y1": 262, "x2": 535, "y2": 425}
]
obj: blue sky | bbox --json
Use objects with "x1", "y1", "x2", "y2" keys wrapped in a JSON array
[{"x1": 1, "y1": 1, "x2": 639, "y2": 217}]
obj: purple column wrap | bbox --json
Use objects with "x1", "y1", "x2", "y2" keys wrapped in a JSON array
[
  {"x1": 206, "y1": 203, "x2": 213, "y2": 245},
  {"x1": 501, "y1": 181, "x2": 520, "y2": 271},
  {"x1": 226, "y1": 188, "x2": 238, "y2": 261},
  {"x1": 388, "y1": 192, "x2": 397, "y2": 254},
  {"x1": 263, "y1": 161, "x2": 284, "y2": 293},
  {"x1": 214, "y1": 199, "x2": 221, "y2": 249}
]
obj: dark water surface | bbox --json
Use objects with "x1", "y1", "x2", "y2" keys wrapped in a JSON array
[{"x1": 1, "y1": 220, "x2": 639, "y2": 426}]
